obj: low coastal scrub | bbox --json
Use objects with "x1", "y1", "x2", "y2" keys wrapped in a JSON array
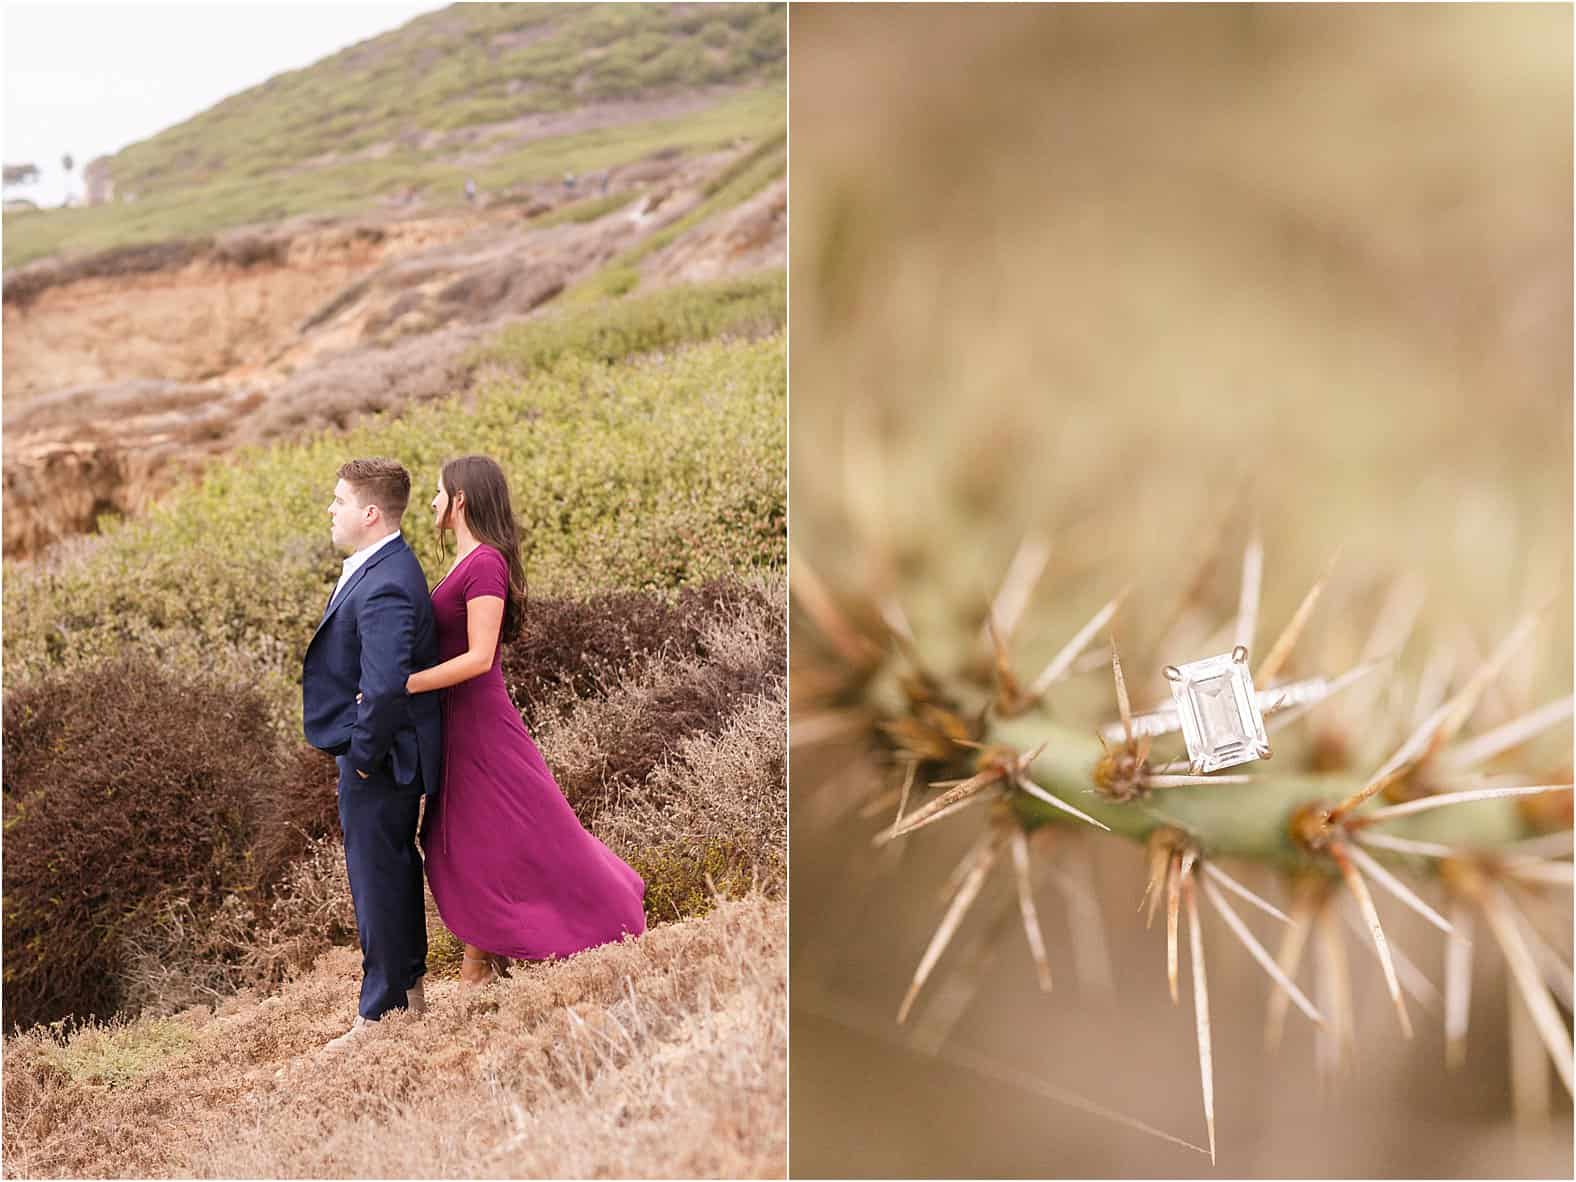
[
  {"x1": 504, "y1": 575, "x2": 780, "y2": 728},
  {"x1": 3, "y1": 331, "x2": 784, "y2": 688},
  {"x1": 475, "y1": 267, "x2": 784, "y2": 373}
]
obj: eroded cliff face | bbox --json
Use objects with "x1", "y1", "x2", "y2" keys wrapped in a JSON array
[
  {"x1": 2, "y1": 147, "x2": 785, "y2": 559},
  {"x1": 5, "y1": 225, "x2": 393, "y2": 396}
]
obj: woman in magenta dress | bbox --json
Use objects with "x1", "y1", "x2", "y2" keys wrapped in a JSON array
[{"x1": 406, "y1": 454, "x2": 645, "y2": 985}]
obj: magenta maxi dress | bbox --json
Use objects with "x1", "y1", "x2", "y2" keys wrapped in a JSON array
[{"x1": 420, "y1": 544, "x2": 646, "y2": 958}]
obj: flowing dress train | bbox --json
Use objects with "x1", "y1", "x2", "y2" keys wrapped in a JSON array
[{"x1": 420, "y1": 544, "x2": 645, "y2": 957}]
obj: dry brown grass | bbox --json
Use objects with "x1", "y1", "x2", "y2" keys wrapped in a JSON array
[
  {"x1": 118, "y1": 836, "x2": 362, "y2": 1017},
  {"x1": 3, "y1": 893, "x2": 785, "y2": 1180}
]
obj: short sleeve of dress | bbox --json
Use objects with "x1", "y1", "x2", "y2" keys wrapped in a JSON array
[{"x1": 461, "y1": 546, "x2": 509, "y2": 602}]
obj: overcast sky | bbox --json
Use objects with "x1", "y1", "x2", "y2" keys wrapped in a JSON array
[{"x1": 3, "y1": 2, "x2": 438, "y2": 206}]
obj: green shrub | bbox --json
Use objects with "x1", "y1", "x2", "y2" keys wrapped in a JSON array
[
  {"x1": 625, "y1": 839, "x2": 763, "y2": 922},
  {"x1": 597, "y1": 266, "x2": 641, "y2": 298},
  {"x1": 700, "y1": 130, "x2": 788, "y2": 200},
  {"x1": 472, "y1": 268, "x2": 784, "y2": 373},
  {"x1": 425, "y1": 919, "x2": 466, "y2": 980},
  {"x1": 34, "y1": 1017, "x2": 197, "y2": 1089}
]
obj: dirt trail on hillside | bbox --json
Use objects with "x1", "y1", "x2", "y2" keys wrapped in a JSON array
[{"x1": 2, "y1": 144, "x2": 786, "y2": 559}]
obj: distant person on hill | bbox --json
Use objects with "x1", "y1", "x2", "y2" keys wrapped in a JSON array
[
  {"x1": 464, "y1": 177, "x2": 477, "y2": 205},
  {"x1": 302, "y1": 457, "x2": 443, "y2": 1050},
  {"x1": 406, "y1": 455, "x2": 646, "y2": 986}
]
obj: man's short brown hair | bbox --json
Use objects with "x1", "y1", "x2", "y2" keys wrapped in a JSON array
[{"x1": 338, "y1": 457, "x2": 411, "y2": 519}]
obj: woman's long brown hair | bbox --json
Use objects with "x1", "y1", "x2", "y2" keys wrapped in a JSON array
[{"x1": 438, "y1": 454, "x2": 528, "y2": 643}]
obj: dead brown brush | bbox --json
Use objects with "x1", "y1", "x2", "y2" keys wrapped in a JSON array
[
  {"x1": 1, "y1": 660, "x2": 281, "y2": 1032},
  {"x1": 532, "y1": 582, "x2": 786, "y2": 921},
  {"x1": 246, "y1": 745, "x2": 342, "y2": 899},
  {"x1": 504, "y1": 575, "x2": 780, "y2": 728},
  {"x1": 240, "y1": 321, "x2": 491, "y2": 441},
  {"x1": 603, "y1": 686, "x2": 788, "y2": 909},
  {"x1": 532, "y1": 576, "x2": 785, "y2": 819},
  {"x1": 3, "y1": 572, "x2": 784, "y2": 1031},
  {"x1": 2, "y1": 238, "x2": 214, "y2": 309}
]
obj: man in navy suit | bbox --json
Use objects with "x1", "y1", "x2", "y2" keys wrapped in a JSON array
[{"x1": 302, "y1": 457, "x2": 442, "y2": 1049}]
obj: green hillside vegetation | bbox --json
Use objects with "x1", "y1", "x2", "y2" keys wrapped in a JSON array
[
  {"x1": 2, "y1": 3, "x2": 784, "y2": 268},
  {"x1": 3, "y1": 274, "x2": 785, "y2": 703},
  {"x1": 113, "y1": 3, "x2": 782, "y2": 190},
  {"x1": 3, "y1": 89, "x2": 782, "y2": 270},
  {"x1": 479, "y1": 263, "x2": 783, "y2": 367}
]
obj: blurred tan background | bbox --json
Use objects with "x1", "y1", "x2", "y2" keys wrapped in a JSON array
[{"x1": 789, "y1": 4, "x2": 1572, "y2": 1177}]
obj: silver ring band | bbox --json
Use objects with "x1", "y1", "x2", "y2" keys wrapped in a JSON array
[{"x1": 1099, "y1": 673, "x2": 1340, "y2": 743}]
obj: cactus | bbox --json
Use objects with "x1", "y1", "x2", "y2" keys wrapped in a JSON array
[{"x1": 793, "y1": 526, "x2": 1572, "y2": 1166}]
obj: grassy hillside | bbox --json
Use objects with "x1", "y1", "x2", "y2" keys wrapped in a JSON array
[
  {"x1": 112, "y1": 3, "x2": 782, "y2": 188},
  {"x1": 2, "y1": 3, "x2": 785, "y2": 268}
]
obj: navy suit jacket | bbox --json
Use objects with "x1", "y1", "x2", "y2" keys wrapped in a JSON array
[{"x1": 302, "y1": 534, "x2": 442, "y2": 796}]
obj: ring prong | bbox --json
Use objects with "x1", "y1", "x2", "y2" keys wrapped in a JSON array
[
  {"x1": 1163, "y1": 665, "x2": 1183, "y2": 683},
  {"x1": 1255, "y1": 741, "x2": 1273, "y2": 761},
  {"x1": 1231, "y1": 645, "x2": 1249, "y2": 665}
]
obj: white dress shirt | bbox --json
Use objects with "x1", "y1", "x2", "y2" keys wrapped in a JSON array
[{"x1": 331, "y1": 529, "x2": 402, "y2": 608}]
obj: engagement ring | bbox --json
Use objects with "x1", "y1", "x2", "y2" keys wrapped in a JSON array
[{"x1": 1099, "y1": 645, "x2": 1343, "y2": 774}]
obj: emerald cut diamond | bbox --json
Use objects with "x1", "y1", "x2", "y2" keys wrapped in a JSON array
[{"x1": 1163, "y1": 646, "x2": 1271, "y2": 774}]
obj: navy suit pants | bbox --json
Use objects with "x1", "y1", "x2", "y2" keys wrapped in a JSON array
[{"x1": 336, "y1": 756, "x2": 427, "y2": 1019}]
